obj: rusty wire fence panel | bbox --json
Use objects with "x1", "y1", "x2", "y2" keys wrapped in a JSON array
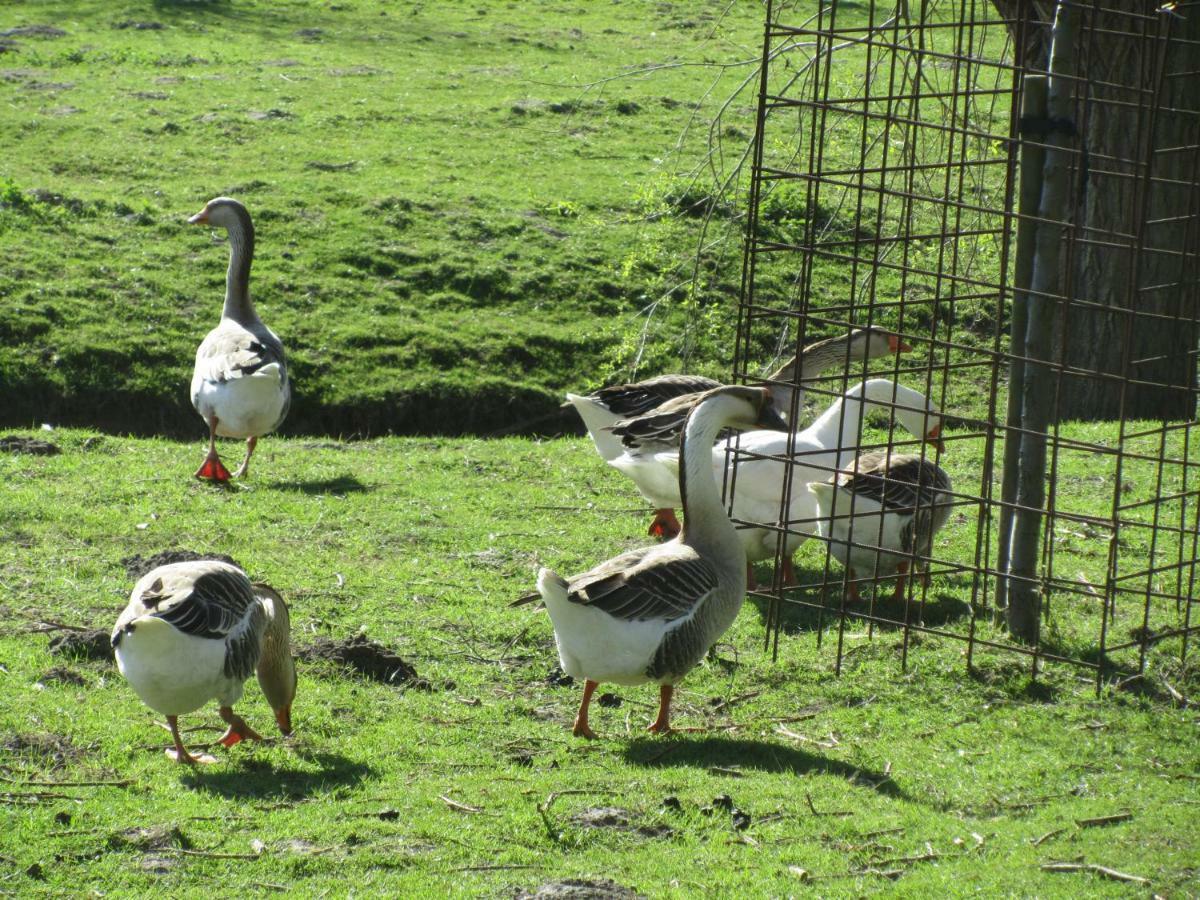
[{"x1": 730, "y1": 0, "x2": 1200, "y2": 688}]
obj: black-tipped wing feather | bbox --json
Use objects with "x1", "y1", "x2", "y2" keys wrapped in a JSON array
[
  {"x1": 137, "y1": 568, "x2": 265, "y2": 681},
  {"x1": 593, "y1": 375, "x2": 722, "y2": 418},
  {"x1": 567, "y1": 549, "x2": 718, "y2": 624}
]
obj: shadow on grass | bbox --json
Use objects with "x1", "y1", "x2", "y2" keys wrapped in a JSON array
[
  {"x1": 622, "y1": 736, "x2": 906, "y2": 800},
  {"x1": 746, "y1": 582, "x2": 973, "y2": 635},
  {"x1": 183, "y1": 750, "x2": 374, "y2": 799},
  {"x1": 269, "y1": 475, "x2": 369, "y2": 495}
]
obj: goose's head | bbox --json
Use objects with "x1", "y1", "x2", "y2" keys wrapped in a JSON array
[
  {"x1": 856, "y1": 379, "x2": 946, "y2": 453},
  {"x1": 254, "y1": 585, "x2": 297, "y2": 736},
  {"x1": 853, "y1": 325, "x2": 912, "y2": 357},
  {"x1": 188, "y1": 196, "x2": 250, "y2": 231},
  {"x1": 694, "y1": 385, "x2": 790, "y2": 432}
]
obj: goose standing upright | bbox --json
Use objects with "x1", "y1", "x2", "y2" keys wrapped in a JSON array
[
  {"x1": 517, "y1": 386, "x2": 788, "y2": 738},
  {"x1": 112, "y1": 560, "x2": 296, "y2": 764},
  {"x1": 569, "y1": 327, "x2": 909, "y2": 539},
  {"x1": 809, "y1": 452, "x2": 953, "y2": 602},
  {"x1": 189, "y1": 197, "x2": 290, "y2": 482}
]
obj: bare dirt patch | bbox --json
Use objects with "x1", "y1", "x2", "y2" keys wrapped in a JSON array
[
  {"x1": 0, "y1": 435, "x2": 60, "y2": 455},
  {"x1": 48, "y1": 630, "x2": 113, "y2": 663},
  {"x1": 297, "y1": 634, "x2": 430, "y2": 689},
  {"x1": 120, "y1": 549, "x2": 242, "y2": 580},
  {"x1": 517, "y1": 879, "x2": 645, "y2": 899}
]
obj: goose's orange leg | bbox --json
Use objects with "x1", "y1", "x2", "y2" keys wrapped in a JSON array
[
  {"x1": 232, "y1": 435, "x2": 257, "y2": 479},
  {"x1": 648, "y1": 509, "x2": 681, "y2": 540},
  {"x1": 573, "y1": 679, "x2": 599, "y2": 739},
  {"x1": 195, "y1": 417, "x2": 232, "y2": 482},
  {"x1": 217, "y1": 706, "x2": 263, "y2": 747},
  {"x1": 647, "y1": 684, "x2": 674, "y2": 734},
  {"x1": 164, "y1": 715, "x2": 216, "y2": 765}
]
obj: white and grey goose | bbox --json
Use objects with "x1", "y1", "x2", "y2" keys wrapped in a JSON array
[
  {"x1": 570, "y1": 327, "x2": 910, "y2": 539},
  {"x1": 809, "y1": 451, "x2": 954, "y2": 602},
  {"x1": 189, "y1": 197, "x2": 290, "y2": 482},
  {"x1": 516, "y1": 385, "x2": 788, "y2": 738},
  {"x1": 111, "y1": 560, "x2": 296, "y2": 764}
]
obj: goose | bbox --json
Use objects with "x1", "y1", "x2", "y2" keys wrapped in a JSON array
[
  {"x1": 189, "y1": 197, "x2": 290, "y2": 482},
  {"x1": 809, "y1": 451, "x2": 954, "y2": 602},
  {"x1": 567, "y1": 327, "x2": 910, "y2": 539},
  {"x1": 111, "y1": 560, "x2": 296, "y2": 765},
  {"x1": 515, "y1": 385, "x2": 788, "y2": 738},
  {"x1": 632, "y1": 380, "x2": 945, "y2": 586}
]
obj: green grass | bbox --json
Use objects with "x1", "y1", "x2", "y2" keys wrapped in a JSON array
[
  {"x1": 0, "y1": 0, "x2": 770, "y2": 435},
  {"x1": 1, "y1": 429, "x2": 1196, "y2": 897}
]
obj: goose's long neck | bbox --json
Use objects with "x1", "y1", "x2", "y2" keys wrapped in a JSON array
[
  {"x1": 764, "y1": 333, "x2": 859, "y2": 420},
  {"x1": 256, "y1": 597, "x2": 294, "y2": 705},
  {"x1": 678, "y1": 399, "x2": 741, "y2": 558},
  {"x1": 221, "y1": 213, "x2": 258, "y2": 325},
  {"x1": 812, "y1": 384, "x2": 871, "y2": 468}
]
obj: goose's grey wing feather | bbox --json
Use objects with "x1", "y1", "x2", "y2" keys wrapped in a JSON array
[
  {"x1": 195, "y1": 325, "x2": 287, "y2": 387},
  {"x1": 594, "y1": 375, "x2": 722, "y2": 418},
  {"x1": 567, "y1": 548, "x2": 718, "y2": 624},
  {"x1": 138, "y1": 568, "x2": 265, "y2": 681},
  {"x1": 838, "y1": 454, "x2": 951, "y2": 513}
]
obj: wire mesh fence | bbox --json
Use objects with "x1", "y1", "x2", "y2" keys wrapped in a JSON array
[{"x1": 730, "y1": 0, "x2": 1200, "y2": 690}]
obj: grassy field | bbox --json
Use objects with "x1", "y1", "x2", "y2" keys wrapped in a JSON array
[
  {"x1": 1, "y1": 0, "x2": 772, "y2": 436},
  {"x1": 1, "y1": 429, "x2": 1196, "y2": 897}
]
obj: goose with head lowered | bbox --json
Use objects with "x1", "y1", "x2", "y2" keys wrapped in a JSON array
[
  {"x1": 809, "y1": 451, "x2": 954, "y2": 602},
  {"x1": 112, "y1": 560, "x2": 296, "y2": 764},
  {"x1": 637, "y1": 379, "x2": 945, "y2": 587},
  {"x1": 189, "y1": 197, "x2": 290, "y2": 482},
  {"x1": 567, "y1": 327, "x2": 910, "y2": 539},
  {"x1": 514, "y1": 385, "x2": 788, "y2": 738}
]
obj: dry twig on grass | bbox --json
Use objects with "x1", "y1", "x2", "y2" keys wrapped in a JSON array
[{"x1": 1040, "y1": 862, "x2": 1149, "y2": 885}]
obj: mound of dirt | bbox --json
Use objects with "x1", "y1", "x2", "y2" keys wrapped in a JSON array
[
  {"x1": 0, "y1": 435, "x2": 60, "y2": 455},
  {"x1": 48, "y1": 629, "x2": 113, "y2": 663},
  {"x1": 516, "y1": 879, "x2": 645, "y2": 900},
  {"x1": 297, "y1": 634, "x2": 430, "y2": 689},
  {"x1": 120, "y1": 549, "x2": 242, "y2": 580},
  {"x1": 2, "y1": 732, "x2": 81, "y2": 767}
]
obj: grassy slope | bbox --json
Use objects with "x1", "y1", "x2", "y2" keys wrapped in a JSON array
[
  {"x1": 1, "y1": 0, "x2": 763, "y2": 436},
  {"x1": 0, "y1": 430, "x2": 1196, "y2": 897}
]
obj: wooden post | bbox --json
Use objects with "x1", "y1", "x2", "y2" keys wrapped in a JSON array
[
  {"x1": 1006, "y1": 2, "x2": 1080, "y2": 643},
  {"x1": 996, "y1": 74, "x2": 1048, "y2": 612}
]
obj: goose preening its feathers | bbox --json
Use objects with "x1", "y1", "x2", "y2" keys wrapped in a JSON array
[
  {"x1": 517, "y1": 385, "x2": 788, "y2": 738},
  {"x1": 112, "y1": 560, "x2": 296, "y2": 765},
  {"x1": 567, "y1": 327, "x2": 910, "y2": 539},
  {"x1": 189, "y1": 197, "x2": 290, "y2": 483},
  {"x1": 810, "y1": 452, "x2": 953, "y2": 602}
]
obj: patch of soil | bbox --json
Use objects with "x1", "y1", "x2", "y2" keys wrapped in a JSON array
[
  {"x1": 545, "y1": 667, "x2": 574, "y2": 688},
  {"x1": 0, "y1": 435, "x2": 60, "y2": 455},
  {"x1": 0, "y1": 25, "x2": 67, "y2": 38},
  {"x1": 48, "y1": 630, "x2": 113, "y2": 663},
  {"x1": 120, "y1": 549, "x2": 241, "y2": 580},
  {"x1": 114, "y1": 21, "x2": 164, "y2": 30},
  {"x1": 297, "y1": 634, "x2": 431, "y2": 689},
  {"x1": 107, "y1": 824, "x2": 190, "y2": 852},
  {"x1": 2, "y1": 732, "x2": 81, "y2": 767},
  {"x1": 38, "y1": 666, "x2": 86, "y2": 686},
  {"x1": 516, "y1": 879, "x2": 645, "y2": 899},
  {"x1": 568, "y1": 807, "x2": 672, "y2": 839}
]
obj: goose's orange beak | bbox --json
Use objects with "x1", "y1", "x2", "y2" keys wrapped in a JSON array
[
  {"x1": 275, "y1": 706, "x2": 293, "y2": 736},
  {"x1": 926, "y1": 425, "x2": 945, "y2": 453},
  {"x1": 888, "y1": 334, "x2": 913, "y2": 353},
  {"x1": 188, "y1": 207, "x2": 210, "y2": 225}
]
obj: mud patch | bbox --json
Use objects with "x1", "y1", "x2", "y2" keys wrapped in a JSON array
[
  {"x1": 0, "y1": 435, "x2": 60, "y2": 455},
  {"x1": 567, "y1": 807, "x2": 673, "y2": 839},
  {"x1": 107, "y1": 824, "x2": 190, "y2": 852},
  {"x1": 297, "y1": 634, "x2": 431, "y2": 689},
  {"x1": 37, "y1": 666, "x2": 86, "y2": 686},
  {"x1": 0, "y1": 25, "x2": 67, "y2": 38},
  {"x1": 517, "y1": 879, "x2": 645, "y2": 899},
  {"x1": 48, "y1": 629, "x2": 113, "y2": 663},
  {"x1": 2, "y1": 732, "x2": 82, "y2": 767},
  {"x1": 121, "y1": 549, "x2": 242, "y2": 580}
]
